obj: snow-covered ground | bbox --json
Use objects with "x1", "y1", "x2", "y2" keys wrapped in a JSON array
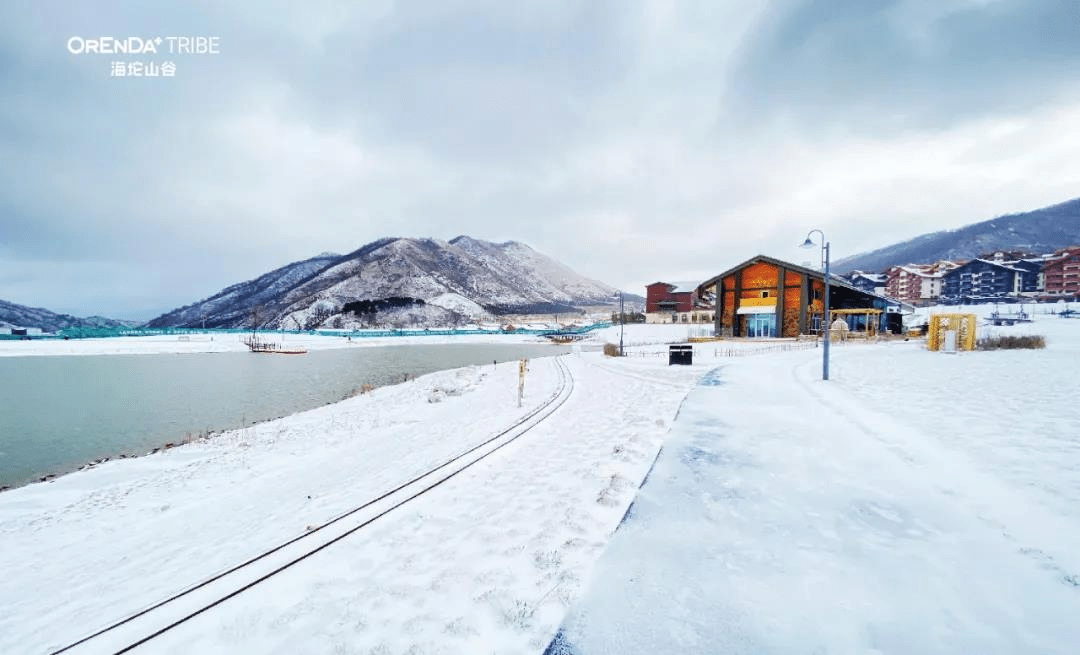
[
  {"x1": 0, "y1": 331, "x2": 552, "y2": 358},
  {"x1": 554, "y1": 316, "x2": 1080, "y2": 654},
  {"x1": 2, "y1": 316, "x2": 1078, "y2": 653},
  {"x1": 0, "y1": 351, "x2": 705, "y2": 654},
  {"x1": 0, "y1": 323, "x2": 730, "y2": 358}
]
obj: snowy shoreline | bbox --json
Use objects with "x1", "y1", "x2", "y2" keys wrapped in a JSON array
[
  {"x1": 0, "y1": 331, "x2": 561, "y2": 358},
  {"x1": 2, "y1": 319, "x2": 1078, "y2": 652},
  {"x1": 0, "y1": 342, "x2": 708, "y2": 653}
]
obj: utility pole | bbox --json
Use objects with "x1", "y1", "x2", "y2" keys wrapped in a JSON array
[
  {"x1": 614, "y1": 291, "x2": 625, "y2": 356},
  {"x1": 801, "y1": 230, "x2": 831, "y2": 380}
]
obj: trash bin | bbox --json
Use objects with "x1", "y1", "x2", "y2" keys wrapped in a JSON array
[{"x1": 669, "y1": 344, "x2": 693, "y2": 365}]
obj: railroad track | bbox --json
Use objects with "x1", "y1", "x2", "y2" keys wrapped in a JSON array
[{"x1": 52, "y1": 356, "x2": 575, "y2": 654}]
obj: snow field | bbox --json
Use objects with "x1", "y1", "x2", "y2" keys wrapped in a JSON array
[
  {"x1": 0, "y1": 332, "x2": 553, "y2": 358},
  {"x1": 0, "y1": 353, "x2": 706, "y2": 654},
  {"x1": 555, "y1": 316, "x2": 1080, "y2": 654}
]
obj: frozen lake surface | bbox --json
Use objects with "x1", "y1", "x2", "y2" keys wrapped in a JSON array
[{"x1": 0, "y1": 342, "x2": 567, "y2": 488}]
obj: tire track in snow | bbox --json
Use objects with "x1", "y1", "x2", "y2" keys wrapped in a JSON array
[{"x1": 788, "y1": 353, "x2": 1080, "y2": 593}]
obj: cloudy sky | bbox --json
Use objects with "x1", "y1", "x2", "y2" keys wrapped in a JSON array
[{"x1": 2, "y1": 0, "x2": 1079, "y2": 319}]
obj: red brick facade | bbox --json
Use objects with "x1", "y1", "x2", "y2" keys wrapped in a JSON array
[
  {"x1": 645, "y1": 282, "x2": 694, "y2": 313},
  {"x1": 1043, "y1": 247, "x2": 1080, "y2": 296}
]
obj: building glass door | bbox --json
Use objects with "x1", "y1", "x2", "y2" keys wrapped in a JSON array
[{"x1": 746, "y1": 313, "x2": 776, "y2": 338}]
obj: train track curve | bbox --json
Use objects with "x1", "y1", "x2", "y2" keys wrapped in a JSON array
[{"x1": 52, "y1": 355, "x2": 575, "y2": 654}]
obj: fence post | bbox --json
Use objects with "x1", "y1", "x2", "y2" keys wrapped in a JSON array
[{"x1": 518, "y1": 358, "x2": 527, "y2": 407}]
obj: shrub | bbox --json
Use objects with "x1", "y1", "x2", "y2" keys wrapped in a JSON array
[
  {"x1": 603, "y1": 343, "x2": 620, "y2": 357},
  {"x1": 977, "y1": 335, "x2": 1046, "y2": 350}
]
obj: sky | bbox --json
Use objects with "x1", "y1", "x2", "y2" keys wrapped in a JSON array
[{"x1": 2, "y1": 0, "x2": 1080, "y2": 320}]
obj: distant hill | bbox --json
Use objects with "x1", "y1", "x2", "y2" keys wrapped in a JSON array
[
  {"x1": 835, "y1": 197, "x2": 1080, "y2": 273},
  {"x1": 147, "y1": 236, "x2": 629, "y2": 329},
  {"x1": 0, "y1": 299, "x2": 138, "y2": 333}
]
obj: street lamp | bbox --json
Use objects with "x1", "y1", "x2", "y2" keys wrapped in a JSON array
[
  {"x1": 801, "y1": 229, "x2": 831, "y2": 380},
  {"x1": 614, "y1": 291, "x2": 625, "y2": 356}
]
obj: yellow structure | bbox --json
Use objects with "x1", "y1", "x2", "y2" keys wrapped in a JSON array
[
  {"x1": 927, "y1": 313, "x2": 977, "y2": 351},
  {"x1": 829, "y1": 308, "x2": 883, "y2": 339}
]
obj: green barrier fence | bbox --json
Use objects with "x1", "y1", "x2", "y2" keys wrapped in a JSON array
[{"x1": 7, "y1": 322, "x2": 612, "y2": 341}]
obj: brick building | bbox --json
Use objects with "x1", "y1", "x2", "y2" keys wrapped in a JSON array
[
  {"x1": 1043, "y1": 246, "x2": 1080, "y2": 297},
  {"x1": 644, "y1": 282, "x2": 714, "y2": 324},
  {"x1": 884, "y1": 260, "x2": 960, "y2": 304}
]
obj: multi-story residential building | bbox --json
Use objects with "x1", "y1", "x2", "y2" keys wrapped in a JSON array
[
  {"x1": 941, "y1": 259, "x2": 1035, "y2": 302},
  {"x1": 884, "y1": 266, "x2": 922, "y2": 304},
  {"x1": 1042, "y1": 246, "x2": 1080, "y2": 297},
  {"x1": 843, "y1": 271, "x2": 887, "y2": 295},
  {"x1": 885, "y1": 261, "x2": 959, "y2": 304},
  {"x1": 980, "y1": 249, "x2": 1039, "y2": 264},
  {"x1": 1003, "y1": 259, "x2": 1045, "y2": 295}
]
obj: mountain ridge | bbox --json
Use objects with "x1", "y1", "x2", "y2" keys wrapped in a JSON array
[
  {"x1": 836, "y1": 197, "x2": 1080, "y2": 273},
  {"x1": 147, "y1": 236, "x2": 626, "y2": 329},
  {"x1": 0, "y1": 299, "x2": 138, "y2": 333}
]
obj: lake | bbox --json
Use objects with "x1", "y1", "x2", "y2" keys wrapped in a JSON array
[{"x1": 0, "y1": 342, "x2": 569, "y2": 489}]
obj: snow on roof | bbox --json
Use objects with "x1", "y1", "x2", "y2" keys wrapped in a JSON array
[
  {"x1": 669, "y1": 281, "x2": 701, "y2": 293},
  {"x1": 649, "y1": 281, "x2": 700, "y2": 293}
]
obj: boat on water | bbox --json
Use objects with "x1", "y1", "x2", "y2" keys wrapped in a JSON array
[{"x1": 241, "y1": 335, "x2": 308, "y2": 354}]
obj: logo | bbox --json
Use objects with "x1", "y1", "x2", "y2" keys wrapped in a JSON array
[{"x1": 66, "y1": 36, "x2": 221, "y2": 78}]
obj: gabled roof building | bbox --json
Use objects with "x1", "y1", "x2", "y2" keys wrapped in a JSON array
[
  {"x1": 695, "y1": 255, "x2": 897, "y2": 338},
  {"x1": 941, "y1": 259, "x2": 1036, "y2": 302},
  {"x1": 884, "y1": 260, "x2": 961, "y2": 304},
  {"x1": 645, "y1": 282, "x2": 715, "y2": 324},
  {"x1": 844, "y1": 271, "x2": 887, "y2": 295}
]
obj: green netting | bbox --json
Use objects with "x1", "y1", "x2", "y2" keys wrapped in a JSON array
[{"x1": 40, "y1": 323, "x2": 611, "y2": 340}]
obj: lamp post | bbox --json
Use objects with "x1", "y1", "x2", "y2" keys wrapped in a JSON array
[
  {"x1": 614, "y1": 291, "x2": 625, "y2": 356},
  {"x1": 801, "y1": 229, "x2": 830, "y2": 380}
]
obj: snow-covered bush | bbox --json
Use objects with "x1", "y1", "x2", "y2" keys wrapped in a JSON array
[{"x1": 977, "y1": 335, "x2": 1046, "y2": 350}]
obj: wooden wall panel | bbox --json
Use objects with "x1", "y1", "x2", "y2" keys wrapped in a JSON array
[
  {"x1": 782, "y1": 287, "x2": 802, "y2": 337},
  {"x1": 721, "y1": 290, "x2": 735, "y2": 328},
  {"x1": 739, "y1": 262, "x2": 778, "y2": 294}
]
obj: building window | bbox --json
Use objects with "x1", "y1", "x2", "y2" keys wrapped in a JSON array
[{"x1": 762, "y1": 291, "x2": 770, "y2": 298}]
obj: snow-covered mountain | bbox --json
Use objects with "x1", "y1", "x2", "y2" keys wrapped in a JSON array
[
  {"x1": 147, "y1": 237, "x2": 622, "y2": 329},
  {"x1": 145, "y1": 252, "x2": 344, "y2": 329},
  {"x1": 835, "y1": 197, "x2": 1080, "y2": 273},
  {"x1": 0, "y1": 299, "x2": 137, "y2": 333}
]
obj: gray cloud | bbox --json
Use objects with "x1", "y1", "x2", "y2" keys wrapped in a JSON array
[
  {"x1": 1, "y1": 0, "x2": 1079, "y2": 318},
  {"x1": 725, "y1": 0, "x2": 1080, "y2": 133}
]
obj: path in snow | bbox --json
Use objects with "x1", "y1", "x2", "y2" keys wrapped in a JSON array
[{"x1": 552, "y1": 344, "x2": 1080, "y2": 654}]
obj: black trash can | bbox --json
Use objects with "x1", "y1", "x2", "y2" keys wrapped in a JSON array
[{"x1": 668, "y1": 344, "x2": 693, "y2": 365}]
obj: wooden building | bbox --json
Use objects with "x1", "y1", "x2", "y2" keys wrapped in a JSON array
[{"x1": 695, "y1": 255, "x2": 893, "y2": 338}]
